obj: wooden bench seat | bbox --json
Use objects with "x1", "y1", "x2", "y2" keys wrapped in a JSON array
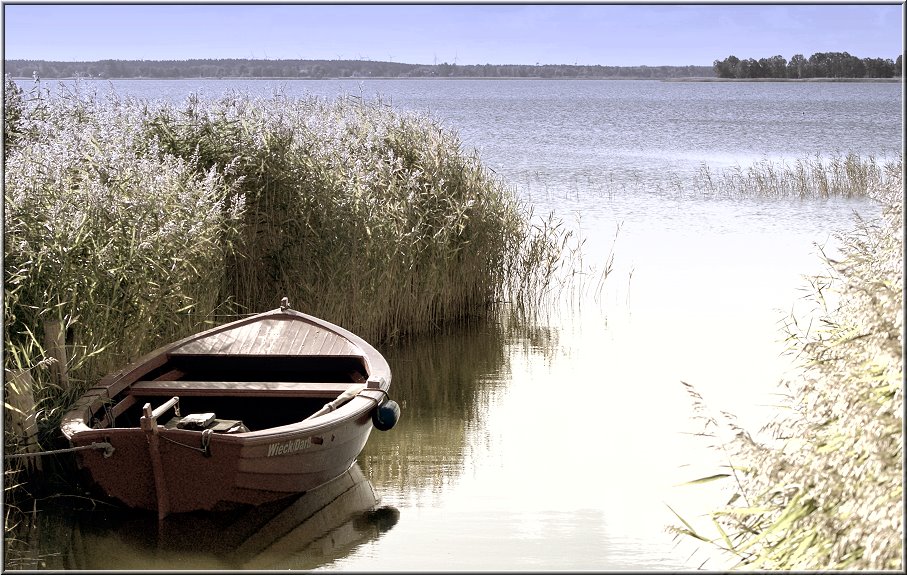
[{"x1": 129, "y1": 380, "x2": 356, "y2": 398}]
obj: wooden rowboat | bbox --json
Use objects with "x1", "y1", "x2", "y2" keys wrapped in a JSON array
[{"x1": 60, "y1": 299, "x2": 400, "y2": 519}]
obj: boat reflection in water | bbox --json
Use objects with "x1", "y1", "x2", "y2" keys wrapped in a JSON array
[{"x1": 62, "y1": 463, "x2": 398, "y2": 570}]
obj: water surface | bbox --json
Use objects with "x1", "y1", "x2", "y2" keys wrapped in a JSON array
[{"x1": 12, "y1": 77, "x2": 900, "y2": 570}]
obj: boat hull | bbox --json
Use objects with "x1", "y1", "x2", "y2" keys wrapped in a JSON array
[
  {"x1": 60, "y1": 306, "x2": 395, "y2": 516},
  {"x1": 70, "y1": 415, "x2": 374, "y2": 513}
]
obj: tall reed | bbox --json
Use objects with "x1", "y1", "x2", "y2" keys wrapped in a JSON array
[
  {"x1": 4, "y1": 78, "x2": 245, "y2": 438},
  {"x1": 3, "y1": 77, "x2": 247, "y2": 566},
  {"x1": 669, "y1": 172, "x2": 903, "y2": 569},
  {"x1": 3, "y1": 78, "x2": 570, "y2": 549},
  {"x1": 694, "y1": 152, "x2": 902, "y2": 199},
  {"x1": 147, "y1": 90, "x2": 566, "y2": 341}
]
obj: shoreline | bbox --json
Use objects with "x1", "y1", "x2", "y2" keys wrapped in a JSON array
[
  {"x1": 663, "y1": 76, "x2": 901, "y2": 83},
  {"x1": 13, "y1": 76, "x2": 903, "y2": 83}
]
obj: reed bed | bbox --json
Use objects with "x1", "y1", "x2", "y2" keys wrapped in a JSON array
[
  {"x1": 3, "y1": 76, "x2": 570, "y2": 560},
  {"x1": 145, "y1": 90, "x2": 568, "y2": 338},
  {"x1": 4, "y1": 77, "x2": 245, "y2": 442},
  {"x1": 4, "y1": 78, "x2": 247, "y2": 564},
  {"x1": 694, "y1": 152, "x2": 902, "y2": 199},
  {"x1": 670, "y1": 171, "x2": 903, "y2": 569}
]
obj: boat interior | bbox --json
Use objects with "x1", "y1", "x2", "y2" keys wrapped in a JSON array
[{"x1": 95, "y1": 354, "x2": 371, "y2": 432}]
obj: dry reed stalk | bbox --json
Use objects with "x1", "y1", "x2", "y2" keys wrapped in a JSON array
[
  {"x1": 669, "y1": 174, "x2": 903, "y2": 569},
  {"x1": 692, "y1": 153, "x2": 900, "y2": 199}
]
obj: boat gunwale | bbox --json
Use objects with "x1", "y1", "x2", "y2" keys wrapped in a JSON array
[
  {"x1": 61, "y1": 307, "x2": 391, "y2": 442},
  {"x1": 66, "y1": 394, "x2": 380, "y2": 444}
]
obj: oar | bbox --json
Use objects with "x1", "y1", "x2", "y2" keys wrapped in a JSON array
[{"x1": 303, "y1": 383, "x2": 367, "y2": 421}]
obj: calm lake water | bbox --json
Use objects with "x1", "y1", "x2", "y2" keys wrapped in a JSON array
[{"x1": 14, "y1": 78, "x2": 902, "y2": 570}]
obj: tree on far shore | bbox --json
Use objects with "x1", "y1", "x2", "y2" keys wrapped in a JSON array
[{"x1": 713, "y1": 51, "x2": 901, "y2": 79}]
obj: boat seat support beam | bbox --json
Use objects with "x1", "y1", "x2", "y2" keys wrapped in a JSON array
[{"x1": 130, "y1": 380, "x2": 357, "y2": 398}]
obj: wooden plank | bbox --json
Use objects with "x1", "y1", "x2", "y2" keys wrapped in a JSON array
[
  {"x1": 129, "y1": 380, "x2": 355, "y2": 398},
  {"x1": 249, "y1": 319, "x2": 273, "y2": 355},
  {"x1": 217, "y1": 321, "x2": 259, "y2": 355},
  {"x1": 207, "y1": 324, "x2": 241, "y2": 355},
  {"x1": 43, "y1": 320, "x2": 69, "y2": 390},
  {"x1": 318, "y1": 332, "x2": 337, "y2": 355},
  {"x1": 308, "y1": 330, "x2": 327, "y2": 355},
  {"x1": 275, "y1": 319, "x2": 305, "y2": 355},
  {"x1": 172, "y1": 319, "x2": 251, "y2": 355},
  {"x1": 326, "y1": 332, "x2": 350, "y2": 355},
  {"x1": 4, "y1": 369, "x2": 43, "y2": 472},
  {"x1": 155, "y1": 369, "x2": 186, "y2": 381},
  {"x1": 170, "y1": 316, "x2": 362, "y2": 357},
  {"x1": 96, "y1": 394, "x2": 138, "y2": 428},
  {"x1": 240, "y1": 320, "x2": 271, "y2": 355},
  {"x1": 259, "y1": 319, "x2": 286, "y2": 354},
  {"x1": 264, "y1": 318, "x2": 290, "y2": 355}
]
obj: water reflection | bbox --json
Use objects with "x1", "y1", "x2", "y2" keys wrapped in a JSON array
[
  {"x1": 318, "y1": 195, "x2": 875, "y2": 570},
  {"x1": 326, "y1": 307, "x2": 698, "y2": 570},
  {"x1": 360, "y1": 315, "x2": 560, "y2": 507},
  {"x1": 30, "y1": 463, "x2": 397, "y2": 570}
]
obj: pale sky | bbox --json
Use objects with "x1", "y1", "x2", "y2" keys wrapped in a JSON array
[{"x1": 2, "y1": 3, "x2": 903, "y2": 66}]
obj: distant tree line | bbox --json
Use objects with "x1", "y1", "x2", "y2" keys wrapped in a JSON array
[
  {"x1": 5, "y1": 58, "x2": 713, "y2": 80},
  {"x1": 9, "y1": 56, "x2": 900, "y2": 81},
  {"x1": 713, "y1": 52, "x2": 902, "y2": 79}
]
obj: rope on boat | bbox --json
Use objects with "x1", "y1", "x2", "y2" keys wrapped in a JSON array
[
  {"x1": 358, "y1": 387, "x2": 390, "y2": 405},
  {"x1": 4, "y1": 441, "x2": 115, "y2": 459},
  {"x1": 159, "y1": 428, "x2": 213, "y2": 456}
]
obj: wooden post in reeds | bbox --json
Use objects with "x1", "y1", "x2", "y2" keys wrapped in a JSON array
[
  {"x1": 4, "y1": 369, "x2": 43, "y2": 472},
  {"x1": 43, "y1": 319, "x2": 70, "y2": 390}
]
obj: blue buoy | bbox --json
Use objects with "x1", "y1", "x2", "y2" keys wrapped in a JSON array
[{"x1": 372, "y1": 399, "x2": 400, "y2": 431}]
